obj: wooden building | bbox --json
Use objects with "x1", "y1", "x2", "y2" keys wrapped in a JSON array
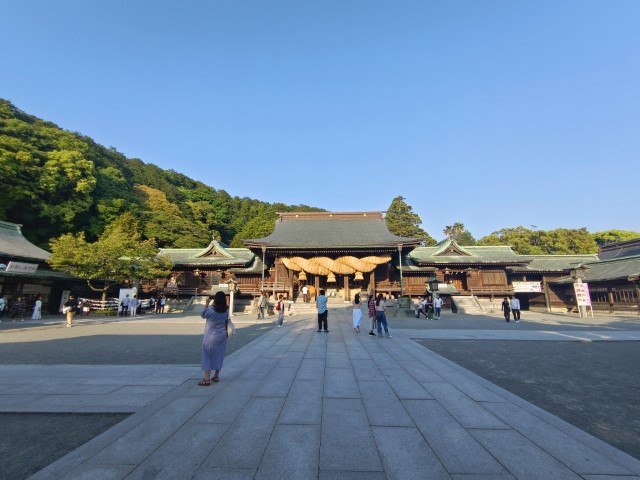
[{"x1": 0, "y1": 220, "x2": 77, "y2": 314}]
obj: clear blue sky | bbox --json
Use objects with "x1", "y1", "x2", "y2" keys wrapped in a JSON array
[{"x1": 2, "y1": 0, "x2": 639, "y2": 239}]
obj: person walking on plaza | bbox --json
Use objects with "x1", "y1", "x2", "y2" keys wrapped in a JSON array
[
  {"x1": 0, "y1": 295, "x2": 7, "y2": 322},
  {"x1": 32, "y1": 296, "x2": 42, "y2": 320},
  {"x1": 158, "y1": 295, "x2": 166, "y2": 314},
  {"x1": 415, "y1": 296, "x2": 427, "y2": 318},
  {"x1": 316, "y1": 289, "x2": 328, "y2": 332},
  {"x1": 120, "y1": 294, "x2": 130, "y2": 317},
  {"x1": 129, "y1": 295, "x2": 139, "y2": 317},
  {"x1": 10, "y1": 296, "x2": 26, "y2": 321},
  {"x1": 257, "y1": 291, "x2": 266, "y2": 319},
  {"x1": 63, "y1": 294, "x2": 79, "y2": 328},
  {"x1": 501, "y1": 297, "x2": 511, "y2": 322},
  {"x1": 301, "y1": 284, "x2": 309, "y2": 303},
  {"x1": 198, "y1": 291, "x2": 230, "y2": 386},
  {"x1": 276, "y1": 294, "x2": 285, "y2": 327},
  {"x1": 367, "y1": 294, "x2": 376, "y2": 335},
  {"x1": 509, "y1": 295, "x2": 521, "y2": 322},
  {"x1": 352, "y1": 293, "x2": 362, "y2": 333},
  {"x1": 375, "y1": 293, "x2": 391, "y2": 338},
  {"x1": 434, "y1": 295, "x2": 443, "y2": 320}
]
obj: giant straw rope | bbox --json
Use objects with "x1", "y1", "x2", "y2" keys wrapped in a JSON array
[{"x1": 281, "y1": 255, "x2": 391, "y2": 276}]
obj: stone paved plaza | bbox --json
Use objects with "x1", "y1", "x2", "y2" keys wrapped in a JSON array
[{"x1": 1, "y1": 309, "x2": 639, "y2": 479}]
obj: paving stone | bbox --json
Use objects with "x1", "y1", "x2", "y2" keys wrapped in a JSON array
[
  {"x1": 372, "y1": 425, "x2": 450, "y2": 479},
  {"x1": 125, "y1": 423, "x2": 229, "y2": 480},
  {"x1": 471, "y1": 429, "x2": 583, "y2": 479},
  {"x1": 193, "y1": 467, "x2": 257, "y2": 480},
  {"x1": 296, "y1": 357, "x2": 326, "y2": 380},
  {"x1": 277, "y1": 350, "x2": 305, "y2": 368},
  {"x1": 320, "y1": 398, "x2": 382, "y2": 472},
  {"x1": 60, "y1": 464, "x2": 135, "y2": 480},
  {"x1": 319, "y1": 471, "x2": 388, "y2": 480},
  {"x1": 483, "y1": 401, "x2": 633, "y2": 476},
  {"x1": 358, "y1": 379, "x2": 413, "y2": 427},
  {"x1": 326, "y1": 352, "x2": 351, "y2": 368},
  {"x1": 278, "y1": 379, "x2": 323, "y2": 425},
  {"x1": 255, "y1": 424, "x2": 320, "y2": 479},
  {"x1": 324, "y1": 367, "x2": 360, "y2": 398},
  {"x1": 425, "y1": 383, "x2": 507, "y2": 429},
  {"x1": 382, "y1": 368, "x2": 432, "y2": 399},
  {"x1": 403, "y1": 399, "x2": 508, "y2": 475},
  {"x1": 91, "y1": 396, "x2": 210, "y2": 464},
  {"x1": 254, "y1": 367, "x2": 297, "y2": 397},
  {"x1": 203, "y1": 396, "x2": 285, "y2": 469},
  {"x1": 238, "y1": 357, "x2": 279, "y2": 379}
]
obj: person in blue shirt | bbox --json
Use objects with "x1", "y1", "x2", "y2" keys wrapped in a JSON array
[{"x1": 316, "y1": 289, "x2": 328, "y2": 332}]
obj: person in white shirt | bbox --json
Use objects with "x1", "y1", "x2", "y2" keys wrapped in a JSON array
[
  {"x1": 415, "y1": 297, "x2": 426, "y2": 318},
  {"x1": 301, "y1": 285, "x2": 309, "y2": 303},
  {"x1": 509, "y1": 296, "x2": 521, "y2": 322},
  {"x1": 129, "y1": 296, "x2": 139, "y2": 317},
  {"x1": 433, "y1": 295, "x2": 443, "y2": 320}
]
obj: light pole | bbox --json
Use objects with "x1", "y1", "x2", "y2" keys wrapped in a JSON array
[
  {"x1": 227, "y1": 277, "x2": 238, "y2": 317},
  {"x1": 397, "y1": 244, "x2": 404, "y2": 297},
  {"x1": 261, "y1": 246, "x2": 266, "y2": 291}
]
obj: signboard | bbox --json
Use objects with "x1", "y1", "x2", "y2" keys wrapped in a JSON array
[
  {"x1": 6, "y1": 261, "x2": 38, "y2": 274},
  {"x1": 59, "y1": 290, "x2": 71, "y2": 313},
  {"x1": 22, "y1": 284, "x2": 51, "y2": 294},
  {"x1": 512, "y1": 281, "x2": 542, "y2": 293},
  {"x1": 573, "y1": 282, "x2": 592, "y2": 306},
  {"x1": 218, "y1": 283, "x2": 228, "y2": 289}
]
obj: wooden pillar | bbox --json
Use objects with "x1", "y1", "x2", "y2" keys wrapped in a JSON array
[
  {"x1": 369, "y1": 271, "x2": 375, "y2": 295},
  {"x1": 314, "y1": 275, "x2": 320, "y2": 297},
  {"x1": 542, "y1": 276, "x2": 551, "y2": 313},
  {"x1": 344, "y1": 275, "x2": 349, "y2": 301},
  {"x1": 288, "y1": 269, "x2": 294, "y2": 300}
]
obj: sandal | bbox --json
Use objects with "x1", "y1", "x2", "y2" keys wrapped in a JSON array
[
  {"x1": 198, "y1": 379, "x2": 211, "y2": 386},
  {"x1": 212, "y1": 377, "x2": 220, "y2": 383}
]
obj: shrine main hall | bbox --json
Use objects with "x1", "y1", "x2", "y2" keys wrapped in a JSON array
[{"x1": 156, "y1": 211, "x2": 639, "y2": 314}]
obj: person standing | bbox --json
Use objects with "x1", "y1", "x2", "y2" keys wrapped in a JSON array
[
  {"x1": 159, "y1": 295, "x2": 166, "y2": 314},
  {"x1": 32, "y1": 296, "x2": 42, "y2": 320},
  {"x1": 64, "y1": 294, "x2": 79, "y2": 328},
  {"x1": 352, "y1": 293, "x2": 362, "y2": 333},
  {"x1": 510, "y1": 295, "x2": 521, "y2": 322},
  {"x1": 367, "y1": 294, "x2": 376, "y2": 336},
  {"x1": 10, "y1": 296, "x2": 26, "y2": 321},
  {"x1": 120, "y1": 294, "x2": 130, "y2": 317},
  {"x1": 375, "y1": 293, "x2": 391, "y2": 338},
  {"x1": 0, "y1": 295, "x2": 7, "y2": 322},
  {"x1": 501, "y1": 297, "x2": 511, "y2": 322},
  {"x1": 316, "y1": 289, "x2": 328, "y2": 332},
  {"x1": 301, "y1": 285, "x2": 309, "y2": 303},
  {"x1": 257, "y1": 291, "x2": 266, "y2": 319},
  {"x1": 198, "y1": 291, "x2": 230, "y2": 386},
  {"x1": 276, "y1": 294, "x2": 285, "y2": 327},
  {"x1": 433, "y1": 295, "x2": 443, "y2": 320},
  {"x1": 129, "y1": 296, "x2": 139, "y2": 317}
]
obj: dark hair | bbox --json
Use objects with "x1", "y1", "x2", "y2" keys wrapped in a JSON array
[
  {"x1": 354, "y1": 293, "x2": 360, "y2": 304},
  {"x1": 319, "y1": 289, "x2": 325, "y2": 296},
  {"x1": 376, "y1": 293, "x2": 384, "y2": 306},
  {"x1": 213, "y1": 291, "x2": 228, "y2": 313}
]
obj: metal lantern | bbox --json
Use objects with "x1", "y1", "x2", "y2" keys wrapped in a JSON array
[
  {"x1": 327, "y1": 272, "x2": 336, "y2": 283},
  {"x1": 354, "y1": 271, "x2": 364, "y2": 281},
  {"x1": 227, "y1": 277, "x2": 238, "y2": 293},
  {"x1": 427, "y1": 276, "x2": 439, "y2": 294}
]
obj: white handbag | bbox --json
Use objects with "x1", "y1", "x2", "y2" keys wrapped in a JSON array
[{"x1": 226, "y1": 318, "x2": 235, "y2": 338}]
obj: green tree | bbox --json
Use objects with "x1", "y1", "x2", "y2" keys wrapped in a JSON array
[
  {"x1": 385, "y1": 196, "x2": 436, "y2": 245},
  {"x1": 443, "y1": 222, "x2": 476, "y2": 245},
  {"x1": 230, "y1": 215, "x2": 278, "y2": 247},
  {"x1": 47, "y1": 213, "x2": 172, "y2": 300},
  {"x1": 478, "y1": 226, "x2": 598, "y2": 255},
  {"x1": 592, "y1": 230, "x2": 640, "y2": 246}
]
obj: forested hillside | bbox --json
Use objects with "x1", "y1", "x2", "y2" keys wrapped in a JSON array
[
  {"x1": 1, "y1": 99, "x2": 637, "y2": 255},
  {"x1": 0, "y1": 99, "x2": 323, "y2": 249}
]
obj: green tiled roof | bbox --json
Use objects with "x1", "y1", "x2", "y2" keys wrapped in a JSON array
[
  {"x1": 550, "y1": 255, "x2": 640, "y2": 284},
  {"x1": 159, "y1": 240, "x2": 255, "y2": 267},
  {"x1": 409, "y1": 239, "x2": 525, "y2": 266},
  {"x1": 0, "y1": 220, "x2": 50, "y2": 261},
  {"x1": 508, "y1": 254, "x2": 599, "y2": 273},
  {"x1": 244, "y1": 212, "x2": 421, "y2": 249}
]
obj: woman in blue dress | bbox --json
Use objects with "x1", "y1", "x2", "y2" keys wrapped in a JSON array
[{"x1": 199, "y1": 291, "x2": 229, "y2": 386}]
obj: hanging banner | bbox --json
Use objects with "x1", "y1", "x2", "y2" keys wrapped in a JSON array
[
  {"x1": 573, "y1": 282, "x2": 592, "y2": 306},
  {"x1": 512, "y1": 281, "x2": 542, "y2": 293},
  {"x1": 6, "y1": 261, "x2": 38, "y2": 273}
]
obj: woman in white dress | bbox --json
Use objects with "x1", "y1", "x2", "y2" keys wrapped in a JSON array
[
  {"x1": 352, "y1": 293, "x2": 362, "y2": 333},
  {"x1": 31, "y1": 296, "x2": 42, "y2": 320}
]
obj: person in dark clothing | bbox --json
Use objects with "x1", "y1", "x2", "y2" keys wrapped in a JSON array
[{"x1": 501, "y1": 297, "x2": 511, "y2": 322}]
